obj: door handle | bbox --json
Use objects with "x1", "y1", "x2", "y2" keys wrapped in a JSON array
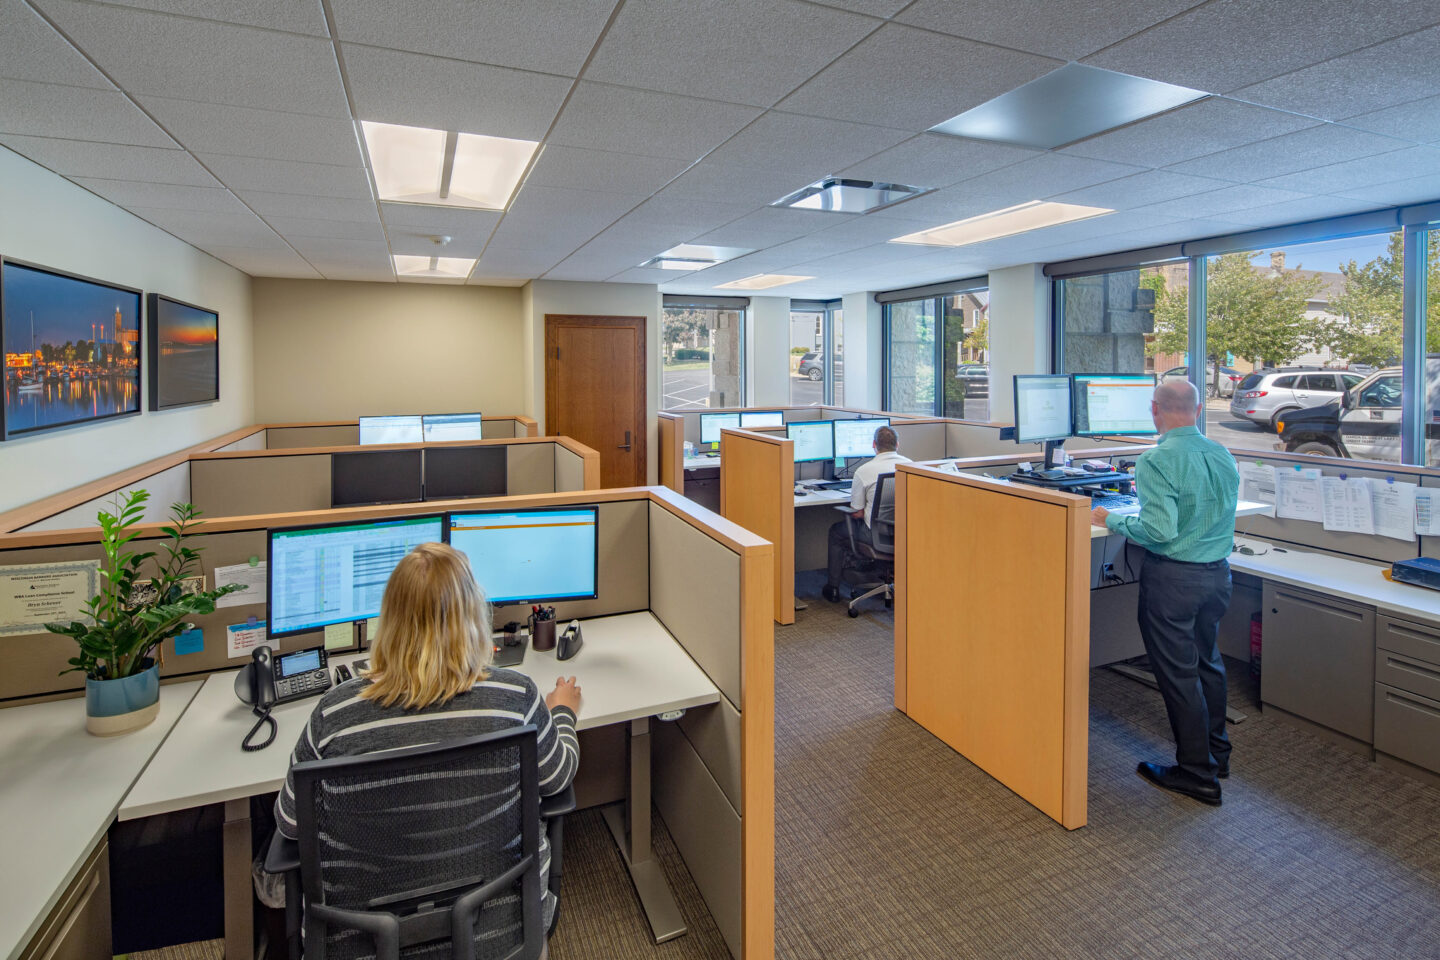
[{"x1": 618, "y1": 430, "x2": 632, "y2": 451}]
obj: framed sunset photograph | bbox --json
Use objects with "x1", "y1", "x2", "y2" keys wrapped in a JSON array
[{"x1": 147, "y1": 293, "x2": 219, "y2": 410}]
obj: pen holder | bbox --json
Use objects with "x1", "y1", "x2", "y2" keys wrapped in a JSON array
[{"x1": 530, "y1": 615, "x2": 556, "y2": 652}]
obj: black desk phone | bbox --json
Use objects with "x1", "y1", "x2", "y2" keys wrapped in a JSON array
[{"x1": 233, "y1": 645, "x2": 331, "y2": 751}]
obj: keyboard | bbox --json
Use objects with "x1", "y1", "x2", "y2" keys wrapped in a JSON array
[
  {"x1": 814, "y1": 481, "x2": 851, "y2": 491},
  {"x1": 1092, "y1": 494, "x2": 1140, "y2": 513}
]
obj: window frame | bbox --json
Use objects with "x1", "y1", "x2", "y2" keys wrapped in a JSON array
[{"x1": 880, "y1": 279, "x2": 989, "y2": 416}]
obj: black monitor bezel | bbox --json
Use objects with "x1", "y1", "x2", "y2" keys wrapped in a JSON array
[
  {"x1": 1071, "y1": 372, "x2": 1159, "y2": 438},
  {"x1": 331, "y1": 448, "x2": 424, "y2": 508},
  {"x1": 265, "y1": 513, "x2": 444, "y2": 640},
  {"x1": 786, "y1": 419, "x2": 836, "y2": 462},
  {"x1": 444, "y1": 503, "x2": 601, "y2": 607},
  {"x1": 357, "y1": 413, "x2": 424, "y2": 445},
  {"x1": 1012, "y1": 374, "x2": 1075, "y2": 444}
]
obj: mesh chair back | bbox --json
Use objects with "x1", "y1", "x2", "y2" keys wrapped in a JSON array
[
  {"x1": 867, "y1": 473, "x2": 897, "y2": 557},
  {"x1": 294, "y1": 726, "x2": 543, "y2": 960}
]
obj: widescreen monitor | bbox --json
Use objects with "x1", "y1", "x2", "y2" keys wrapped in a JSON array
[
  {"x1": 699, "y1": 411, "x2": 740, "y2": 445},
  {"x1": 423, "y1": 446, "x2": 507, "y2": 501},
  {"x1": 332, "y1": 449, "x2": 423, "y2": 507},
  {"x1": 267, "y1": 515, "x2": 443, "y2": 638},
  {"x1": 1072, "y1": 373, "x2": 1158, "y2": 437},
  {"x1": 447, "y1": 506, "x2": 599, "y2": 606},
  {"x1": 1013, "y1": 375, "x2": 1074, "y2": 443},
  {"x1": 787, "y1": 420, "x2": 835, "y2": 462},
  {"x1": 422, "y1": 412, "x2": 484, "y2": 442},
  {"x1": 739, "y1": 410, "x2": 785, "y2": 429},
  {"x1": 359, "y1": 414, "x2": 423, "y2": 445},
  {"x1": 832, "y1": 417, "x2": 891, "y2": 459}
]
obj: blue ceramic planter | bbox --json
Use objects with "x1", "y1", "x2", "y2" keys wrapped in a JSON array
[{"x1": 85, "y1": 659, "x2": 160, "y2": 736}]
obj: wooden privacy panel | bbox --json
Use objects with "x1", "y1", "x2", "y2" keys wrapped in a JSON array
[
  {"x1": 897, "y1": 467, "x2": 1089, "y2": 829},
  {"x1": 658, "y1": 413, "x2": 684, "y2": 494},
  {"x1": 719, "y1": 430, "x2": 793, "y2": 625}
]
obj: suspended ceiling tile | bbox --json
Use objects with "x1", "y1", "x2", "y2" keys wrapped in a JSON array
[
  {"x1": 378, "y1": 203, "x2": 503, "y2": 239},
  {"x1": 778, "y1": 24, "x2": 1060, "y2": 132},
  {"x1": 0, "y1": 0, "x2": 113, "y2": 88},
  {"x1": 691, "y1": 207, "x2": 853, "y2": 248},
  {"x1": 583, "y1": 0, "x2": 878, "y2": 108},
  {"x1": 95, "y1": 0, "x2": 330, "y2": 36},
  {"x1": 1081, "y1": 0, "x2": 1440, "y2": 94},
  {"x1": 313, "y1": 264, "x2": 396, "y2": 282},
  {"x1": 0, "y1": 135, "x2": 213, "y2": 185},
  {"x1": 1164, "y1": 124, "x2": 1411, "y2": 183},
  {"x1": 265, "y1": 217, "x2": 385, "y2": 241},
  {"x1": 608, "y1": 266, "x2": 693, "y2": 284},
  {"x1": 341, "y1": 44, "x2": 569, "y2": 141},
  {"x1": 615, "y1": 195, "x2": 754, "y2": 234},
  {"x1": 1335, "y1": 172, "x2": 1440, "y2": 207},
  {"x1": 198, "y1": 154, "x2": 375, "y2": 199},
  {"x1": 37, "y1": 0, "x2": 350, "y2": 117},
  {"x1": 124, "y1": 205, "x2": 284, "y2": 246},
  {"x1": 0, "y1": 79, "x2": 174, "y2": 146},
  {"x1": 547, "y1": 82, "x2": 761, "y2": 161},
  {"x1": 1131, "y1": 183, "x2": 1315, "y2": 220},
  {"x1": 238, "y1": 191, "x2": 378, "y2": 222},
  {"x1": 816, "y1": 0, "x2": 910, "y2": 15},
  {"x1": 839, "y1": 133, "x2": 1040, "y2": 191},
  {"x1": 72, "y1": 177, "x2": 243, "y2": 213},
  {"x1": 1053, "y1": 169, "x2": 1233, "y2": 210},
  {"x1": 139, "y1": 97, "x2": 364, "y2": 165},
  {"x1": 1060, "y1": 98, "x2": 1320, "y2": 169},
  {"x1": 896, "y1": 0, "x2": 1201, "y2": 61},
  {"x1": 386, "y1": 231, "x2": 486, "y2": 259},
  {"x1": 703, "y1": 112, "x2": 912, "y2": 184},
  {"x1": 1255, "y1": 146, "x2": 1440, "y2": 195},
  {"x1": 472, "y1": 247, "x2": 569, "y2": 276},
  {"x1": 288, "y1": 236, "x2": 391, "y2": 261},
  {"x1": 1339, "y1": 93, "x2": 1440, "y2": 144},
  {"x1": 524, "y1": 145, "x2": 691, "y2": 198},
  {"x1": 197, "y1": 246, "x2": 323, "y2": 278},
  {"x1": 328, "y1": 0, "x2": 612, "y2": 77},
  {"x1": 655, "y1": 160, "x2": 813, "y2": 209},
  {"x1": 465, "y1": 274, "x2": 528, "y2": 287},
  {"x1": 1218, "y1": 195, "x2": 1382, "y2": 227}
]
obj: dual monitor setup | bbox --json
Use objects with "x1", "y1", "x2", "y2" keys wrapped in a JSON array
[
  {"x1": 786, "y1": 417, "x2": 891, "y2": 464},
  {"x1": 359, "y1": 412, "x2": 484, "y2": 445},
  {"x1": 332, "y1": 446, "x2": 506, "y2": 508},
  {"x1": 267, "y1": 506, "x2": 599, "y2": 640},
  {"x1": 697, "y1": 409, "x2": 785, "y2": 446},
  {"x1": 1013, "y1": 373, "x2": 1156, "y2": 470}
]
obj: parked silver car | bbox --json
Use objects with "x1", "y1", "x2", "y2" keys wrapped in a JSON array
[
  {"x1": 1229, "y1": 369, "x2": 1364, "y2": 431},
  {"x1": 1160, "y1": 364, "x2": 1241, "y2": 398}
]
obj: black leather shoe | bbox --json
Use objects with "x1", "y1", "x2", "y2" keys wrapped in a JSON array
[
  {"x1": 822, "y1": 585, "x2": 841, "y2": 603},
  {"x1": 1217, "y1": 763, "x2": 1229, "y2": 779},
  {"x1": 1137, "y1": 761, "x2": 1222, "y2": 806}
]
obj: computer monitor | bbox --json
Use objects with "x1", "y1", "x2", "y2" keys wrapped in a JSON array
[
  {"x1": 740, "y1": 410, "x2": 785, "y2": 429},
  {"x1": 446, "y1": 506, "x2": 599, "y2": 606},
  {"x1": 422, "y1": 412, "x2": 484, "y2": 442},
  {"x1": 1072, "y1": 373, "x2": 1158, "y2": 437},
  {"x1": 267, "y1": 515, "x2": 443, "y2": 638},
  {"x1": 787, "y1": 420, "x2": 835, "y2": 462},
  {"x1": 359, "y1": 414, "x2": 423, "y2": 445},
  {"x1": 1013, "y1": 375, "x2": 1074, "y2": 443},
  {"x1": 423, "y1": 446, "x2": 507, "y2": 501},
  {"x1": 699, "y1": 411, "x2": 741, "y2": 445},
  {"x1": 832, "y1": 418, "x2": 891, "y2": 460},
  {"x1": 332, "y1": 449, "x2": 424, "y2": 507}
]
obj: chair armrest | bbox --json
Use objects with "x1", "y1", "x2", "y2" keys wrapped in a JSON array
[
  {"x1": 264, "y1": 830, "x2": 301, "y2": 875},
  {"x1": 541, "y1": 785, "x2": 576, "y2": 819}
]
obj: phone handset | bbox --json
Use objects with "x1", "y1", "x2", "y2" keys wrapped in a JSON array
[{"x1": 234, "y1": 645, "x2": 278, "y2": 751}]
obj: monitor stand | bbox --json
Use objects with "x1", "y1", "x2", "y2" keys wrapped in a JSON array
[{"x1": 1043, "y1": 439, "x2": 1065, "y2": 471}]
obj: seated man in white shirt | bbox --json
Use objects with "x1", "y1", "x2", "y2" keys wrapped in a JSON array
[{"x1": 823, "y1": 425, "x2": 910, "y2": 603}]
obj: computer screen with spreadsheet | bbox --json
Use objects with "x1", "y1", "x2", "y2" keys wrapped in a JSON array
[
  {"x1": 447, "y1": 506, "x2": 599, "y2": 606},
  {"x1": 787, "y1": 420, "x2": 835, "y2": 462},
  {"x1": 267, "y1": 515, "x2": 443, "y2": 638},
  {"x1": 1072, "y1": 373, "x2": 1157, "y2": 437},
  {"x1": 359, "y1": 414, "x2": 423, "y2": 445},
  {"x1": 421, "y1": 412, "x2": 484, "y2": 442},
  {"x1": 832, "y1": 418, "x2": 891, "y2": 459}
]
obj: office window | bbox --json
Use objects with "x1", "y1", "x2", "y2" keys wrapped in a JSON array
[
  {"x1": 1059, "y1": 263, "x2": 1176, "y2": 376},
  {"x1": 832, "y1": 305, "x2": 845, "y2": 407},
  {"x1": 943, "y1": 291, "x2": 989, "y2": 419},
  {"x1": 789, "y1": 308, "x2": 824, "y2": 405},
  {"x1": 1417, "y1": 227, "x2": 1440, "y2": 466},
  {"x1": 662, "y1": 303, "x2": 743, "y2": 409},
  {"x1": 885, "y1": 298, "x2": 936, "y2": 415}
]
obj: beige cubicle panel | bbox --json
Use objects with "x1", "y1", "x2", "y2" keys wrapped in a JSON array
[
  {"x1": 658, "y1": 412, "x2": 684, "y2": 494},
  {"x1": 265, "y1": 416, "x2": 538, "y2": 448},
  {"x1": 895, "y1": 464, "x2": 1090, "y2": 830},
  {"x1": 719, "y1": 428, "x2": 794, "y2": 626},
  {"x1": 889, "y1": 419, "x2": 946, "y2": 460}
]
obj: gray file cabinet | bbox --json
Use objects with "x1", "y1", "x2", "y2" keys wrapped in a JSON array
[
  {"x1": 1374, "y1": 615, "x2": 1440, "y2": 775},
  {"x1": 1261, "y1": 582, "x2": 1375, "y2": 743}
]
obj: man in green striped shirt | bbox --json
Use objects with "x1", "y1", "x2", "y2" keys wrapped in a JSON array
[{"x1": 1092, "y1": 380, "x2": 1239, "y2": 806}]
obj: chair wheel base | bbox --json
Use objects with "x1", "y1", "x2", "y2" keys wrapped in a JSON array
[{"x1": 848, "y1": 608, "x2": 859, "y2": 618}]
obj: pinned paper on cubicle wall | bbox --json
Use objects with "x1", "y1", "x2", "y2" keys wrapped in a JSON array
[
  {"x1": 1415, "y1": 489, "x2": 1440, "y2": 536},
  {"x1": 1321, "y1": 476, "x2": 1374, "y2": 535},
  {"x1": 1368, "y1": 477, "x2": 1416, "y2": 542},
  {"x1": 226, "y1": 622, "x2": 266, "y2": 659},
  {"x1": 1275, "y1": 468, "x2": 1323, "y2": 523},
  {"x1": 1238, "y1": 463, "x2": 1277, "y2": 517},
  {"x1": 214, "y1": 561, "x2": 266, "y2": 609}
]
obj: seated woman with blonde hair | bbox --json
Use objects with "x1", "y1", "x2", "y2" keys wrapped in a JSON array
[{"x1": 274, "y1": 541, "x2": 581, "y2": 948}]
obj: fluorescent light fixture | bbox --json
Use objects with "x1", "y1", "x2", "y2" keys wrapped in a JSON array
[
  {"x1": 393, "y1": 255, "x2": 476, "y2": 281},
  {"x1": 930, "y1": 64, "x2": 1206, "y2": 150},
  {"x1": 639, "y1": 243, "x2": 754, "y2": 271},
  {"x1": 890, "y1": 201, "x2": 1113, "y2": 247},
  {"x1": 715, "y1": 274, "x2": 815, "y2": 290},
  {"x1": 772, "y1": 177, "x2": 930, "y2": 214},
  {"x1": 361, "y1": 120, "x2": 538, "y2": 210}
]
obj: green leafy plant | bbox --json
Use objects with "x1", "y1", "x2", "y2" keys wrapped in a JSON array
[{"x1": 46, "y1": 490, "x2": 244, "y2": 680}]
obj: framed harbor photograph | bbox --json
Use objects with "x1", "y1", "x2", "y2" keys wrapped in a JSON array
[
  {"x1": 148, "y1": 293, "x2": 218, "y2": 410},
  {"x1": 0, "y1": 258, "x2": 143, "y2": 440}
]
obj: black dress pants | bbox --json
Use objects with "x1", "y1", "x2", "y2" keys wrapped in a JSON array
[
  {"x1": 826, "y1": 519, "x2": 853, "y2": 589},
  {"x1": 1136, "y1": 553, "x2": 1233, "y2": 782}
]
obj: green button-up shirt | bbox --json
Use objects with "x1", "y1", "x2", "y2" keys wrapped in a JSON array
[{"x1": 1104, "y1": 425, "x2": 1239, "y2": 562}]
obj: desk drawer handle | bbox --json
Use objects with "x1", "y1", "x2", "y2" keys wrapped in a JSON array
[
  {"x1": 1273, "y1": 590, "x2": 1365, "y2": 621},
  {"x1": 1385, "y1": 689, "x2": 1440, "y2": 719},
  {"x1": 1387, "y1": 656, "x2": 1440, "y2": 682}
]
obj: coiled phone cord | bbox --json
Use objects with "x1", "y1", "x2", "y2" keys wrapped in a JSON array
[{"x1": 242, "y1": 704, "x2": 277, "y2": 751}]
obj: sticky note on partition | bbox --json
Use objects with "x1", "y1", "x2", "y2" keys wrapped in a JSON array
[
  {"x1": 324, "y1": 622, "x2": 353, "y2": 651},
  {"x1": 175, "y1": 628, "x2": 204, "y2": 655}
]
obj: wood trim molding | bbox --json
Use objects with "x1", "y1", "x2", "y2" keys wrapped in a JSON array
[
  {"x1": 894, "y1": 469, "x2": 908, "y2": 714},
  {"x1": 190, "y1": 436, "x2": 561, "y2": 460},
  {"x1": 657, "y1": 413, "x2": 684, "y2": 495},
  {"x1": 739, "y1": 540, "x2": 775, "y2": 960},
  {"x1": 553, "y1": 436, "x2": 602, "y2": 490},
  {"x1": 513, "y1": 415, "x2": 540, "y2": 437},
  {"x1": 259, "y1": 416, "x2": 533, "y2": 429},
  {"x1": 719, "y1": 429, "x2": 794, "y2": 625},
  {"x1": 648, "y1": 485, "x2": 772, "y2": 555}
]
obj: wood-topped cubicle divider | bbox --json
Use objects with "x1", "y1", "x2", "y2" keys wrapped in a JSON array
[
  {"x1": 265, "y1": 415, "x2": 539, "y2": 448},
  {"x1": 895, "y1": 464, "x2": 1090, "y2": 830},
  {"x1": 719, "y1": 428, "x2": 794, "y2": 626},
  {"x1": 0, "y1": 485, "x2": 775, "y2": 960},
  {"x1": 658, "y1": 412, "x2": 685, "y2": 494}
]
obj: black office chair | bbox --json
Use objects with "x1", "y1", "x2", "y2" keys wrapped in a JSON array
[
  {"x1": 264, "y1": 726, "x2": 575, "y2": 960},
  {"x1": 843, "y1": 472, "x2": 896, "y2": 618}
]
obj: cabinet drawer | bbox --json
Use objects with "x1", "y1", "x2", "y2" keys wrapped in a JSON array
[
  {"x1": 1376, "y1": 647, "x2": 1440, "y2": 702},
  {"x1": 1261, "y1": 582, "x2": 1375, "y2": 742},
  {"x1": 1377, "y1": 614, "x2": 1440, "y2": 666},
  {"x1": 1374, "y1": 683, "x2": 1440, "y2": 774}
]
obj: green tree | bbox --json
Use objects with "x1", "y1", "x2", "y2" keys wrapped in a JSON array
[
  {"x1": 962, "y1": 314, "x2": 989, "y2": 361},
  {"x1": 1323, "y1": 232, "x2": 1440, "y2": 366}
]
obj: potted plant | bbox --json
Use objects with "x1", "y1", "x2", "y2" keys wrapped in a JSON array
[{"x1": 46, "y1": 490, "x2": 243, "y2": 736}]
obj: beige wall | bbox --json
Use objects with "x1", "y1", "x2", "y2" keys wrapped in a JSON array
[
  {"x1": 0, "y1": 147, "x2": 254, "y2": 514},
  {"x1": 250, "y1": 279, "x2": 525, "y2": 422}
]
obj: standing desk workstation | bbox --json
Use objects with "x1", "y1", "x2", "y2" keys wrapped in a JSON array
[{"x1": 0, "y1": 486, "x2": 776, "y2": 960}]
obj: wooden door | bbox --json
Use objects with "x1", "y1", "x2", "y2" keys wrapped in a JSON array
[{"x1": 545, "y1": 315, "x2": 646, "y2": 488}]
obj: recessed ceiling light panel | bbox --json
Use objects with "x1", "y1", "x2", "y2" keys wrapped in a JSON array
[
  {"x1": 715, "y1": 274, "x2": 815, "y2": 290},
  {"x1": 890, "y1": 201, "x2": 1113, "y2": 247},
  {"x1": 393, "y1": 254, "x2": 476, "y2": 281},
  {"x1": 773, "y1": 177, "x2": 930, "y2": 214},
  {"x1": 639, "y1": 243, "x2": 754, "y2": 270},
  {"x1": 362, "y1": 120, "x2": 538, "y2": 210},
  {"x1": 929, "y1": 64, "x2": 1206, "y2": 150}
]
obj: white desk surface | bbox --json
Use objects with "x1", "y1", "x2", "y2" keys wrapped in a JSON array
[
  {"x1": 1229, "y1": 536, "x2": 1440, "y2": 625},
  {"x1": 0, "y1": 681, "x2": 201, "y2": 960},
  {"x1": 794, "y1": 485, "x2": 852, "y2": 508},
  {"x1": 120, "y1": 612, "x2": 720, "y2": 822},
  {"x1": 684, "y1": 455, "x2": 721, "y2": 470},
  {"x1": 1089, "y1": 500, "x2": 1271, "y2": 539}
]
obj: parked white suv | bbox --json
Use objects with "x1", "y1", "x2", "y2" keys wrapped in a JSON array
[{"x1": 1230, "y1": 369, "x2": 1364, "y2": 431}]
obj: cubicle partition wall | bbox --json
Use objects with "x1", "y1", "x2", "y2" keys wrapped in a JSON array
[
  {"x1": 719, "y1": 428, "x2": 794, "y2": 626},
  {"x1": 659, "y1": 411, "x2": 685, "y2": 494},
  {"x1": 0, "y1": 486, "x2": 775, "y2": 960},
  {"x1": 895, "y1": 464, "x2": 1090, "y2": 830},
  {"x1": 264, "y1": 415, "x2": 539, "y2": 449}
]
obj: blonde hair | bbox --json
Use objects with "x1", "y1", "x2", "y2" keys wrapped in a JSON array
[{"x1": 359, "y1": 542, "x2": 493, "y2": 709}]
